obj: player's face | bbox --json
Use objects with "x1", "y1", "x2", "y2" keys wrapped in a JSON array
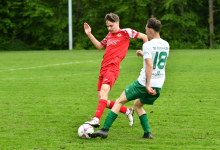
[
  {"x1": 145, "y1": 26, "x2": 153, "y2": 40},
  {"x1": 106, "y1": 21, "x2": 119, "y2": 33}
]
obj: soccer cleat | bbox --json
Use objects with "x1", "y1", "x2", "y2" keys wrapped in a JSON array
[
  {"x1": 84, "y1": 119, "x2": 100, "y2": 128},
  {"x1": 88, "y1": 128, "x2": 108, "y2": 139},
  {"x1": 127, "y1": 107, "x2": 134, "y2": 126},
  {"x1": 142, "y1": 132, "x2": 153, "y2": 139}
]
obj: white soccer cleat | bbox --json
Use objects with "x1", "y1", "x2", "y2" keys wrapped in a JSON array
[
  {"x1": 85, "y1": 119, "x2": 100, "y2": 128},
  {"x1": 127, "y1": 107, "x2": 134, "y2": 126}
]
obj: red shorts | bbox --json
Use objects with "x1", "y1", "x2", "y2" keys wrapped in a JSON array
[{"x1": 97, "y1": 69, "x2": 119, "y2": 91}]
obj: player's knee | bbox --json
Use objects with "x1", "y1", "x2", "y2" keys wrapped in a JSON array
[
  {"x1": 134, "y1": 100, "x2": 142, "y2": 110},
  {"x1": 100, "y1": 93, "x2": 108, "y2": 100},
  {"x1": 100, "y1": 88, "x2": 110, "y2": 99},
  {"x1": 134, "y1": 103, "x2": 139, "y2": 110},
  {"x1": 100, "y1": 91, "x2": 107, "y2": 96},
  {"x1": 115, "y1": 98, "x2": 120, "y2": 104},
  {"x1": 115, "y1": 98, "x2": 125, "y2": 106},
  {"x1": 101, "y1": 84, "x2": 111, "y2": 91}
]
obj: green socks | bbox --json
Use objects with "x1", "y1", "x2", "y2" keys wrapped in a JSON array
[
  {"x1": 102, "y1": 111, "x2": 150, "y2": 133},
  {"x1": 139, "y1": 114, "x2": 151, "y2": 133},
  {"x1": 103, "y1": 111, "x2": 118, "y2": 130}
]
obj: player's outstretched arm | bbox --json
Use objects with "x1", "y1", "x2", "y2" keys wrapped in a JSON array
[
  {"x1": 84, "y1": 22, "x2": 104, "y2": 50},
  {"x1": 137, "y1": 33, "x2": 148, "y2": 43}
]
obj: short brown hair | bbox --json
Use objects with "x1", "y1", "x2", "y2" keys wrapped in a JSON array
[
  {"x1": 105, "y1": 13, "x2": 119, "y2": 22},
  {"x1": 147, "y1": 18, "x2": 161, "y2": 32}
]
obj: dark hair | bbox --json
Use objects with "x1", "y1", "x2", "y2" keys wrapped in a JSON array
[
  {"x1": 105, "y1": 13, "x2": 119, "y2": 22},
  {"x1": 146, "y1": 18, "x2": 161, "y2": 32}
]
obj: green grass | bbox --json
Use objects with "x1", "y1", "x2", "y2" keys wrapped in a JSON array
[{"x1": 0, "y1": 49, "x2": 219, "y2": 150}]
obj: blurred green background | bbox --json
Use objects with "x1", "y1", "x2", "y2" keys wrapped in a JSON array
[{"x1": 0, "y1": 0, "x2": 219, "y2": 51}]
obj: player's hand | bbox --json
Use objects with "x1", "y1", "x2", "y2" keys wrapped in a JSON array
[
  {"x1": 84, "y1": 22, "x2": 91, "y2": 35},
  {"x1": 136, "y1": 50, "x2": 143, "y2": 57},
  {"x1": 146, "y1": 86, "x2": 157, "y2": 95}
]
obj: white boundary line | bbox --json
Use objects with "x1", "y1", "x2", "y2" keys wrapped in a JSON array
[
  {"x1": 0, "y1": 56, "x2": 137, "y2": 73},
  {"x1": 0, "y1": 72, "x2": 98, "y2": 81},
  {"x1": 0, "y1": 59, "x2": 102, "y2": 73}
]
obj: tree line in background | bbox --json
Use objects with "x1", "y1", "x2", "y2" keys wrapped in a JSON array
[{"x1": 0, "y1": 0, "x2": 220, "y2": 51}]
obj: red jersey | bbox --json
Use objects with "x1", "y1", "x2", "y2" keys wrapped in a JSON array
[{"x1": 100, "y1": 28, "x2": 139, "y2": 70}]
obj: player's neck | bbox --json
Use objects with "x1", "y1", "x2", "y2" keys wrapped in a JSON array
[{"x1": 152, "y1": 34, "x2": 160, "y2": 39}]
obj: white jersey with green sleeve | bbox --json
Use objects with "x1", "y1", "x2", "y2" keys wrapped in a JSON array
[{"x1": 137, "y1": 38, "x2": 170, "y2": 88}]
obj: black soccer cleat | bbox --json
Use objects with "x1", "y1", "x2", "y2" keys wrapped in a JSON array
[
  {"x1": 88, "y1": 128, "x2": 109, "y2": 139},
  {"x1": 142, "y1": 132, "x2": 153, "y2": 139}
]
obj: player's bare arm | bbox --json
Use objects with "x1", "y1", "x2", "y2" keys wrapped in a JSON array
[
  {"x1": 84, "y1": 22, "x2": 104, "y2": 50},
  {"x1": 145, "y1": 58, "x2": 157, "y2": 95},
  {"x1": 136, "y1": 50, "x2": 143, "y2": 57},
  {"x1": 137, "y1": 33, "x2": 148, "y2": 43}
]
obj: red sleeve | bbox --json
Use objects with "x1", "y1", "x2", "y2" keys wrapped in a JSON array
[
  {"x1": 100, "y1": 36, "x2": 108, "y2": 47},
  {"x1": 100, "y1": 41, "x2": 106, "y2": 47},
  {"x1": 133, "y1": 32, "x2": 139, "y2": 39},
  {"x1": 123, "y1": 28, "x2": 139, "y2": 39}
]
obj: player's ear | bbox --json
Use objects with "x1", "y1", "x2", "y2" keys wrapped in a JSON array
[{"x1": 150, "y1": 29, "x2": 153, "y2": 34}]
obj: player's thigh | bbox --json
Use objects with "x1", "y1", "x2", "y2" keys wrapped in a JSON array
[
  {"x1": 124, "y1": 80, "x2": 146, "y2": 101},
  {"x1": 134, "y1": 99, "x2": 145, "y2": 108},
  {"x1": 100, "y1": 84, "x2": 111, "y2": 93},
  {"x1": 111, "y1": 91, "x2": 128, "y2": 113},
  {"x1": 98, "y1": 70, "x2": 115, "y2": 91},
  {"x1": 102, "y1": 70, "x2": 119, "y2": 89},
  {"x1": 115, "y1": 91, "x2": 129, "y2": 105},
  {"x1": 99, "y1": 84, "x2": 111, "y2": 99}
]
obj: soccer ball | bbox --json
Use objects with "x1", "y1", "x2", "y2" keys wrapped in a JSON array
[{"x1": 78, "y1": 124, "x2": 94, "y2": 139}]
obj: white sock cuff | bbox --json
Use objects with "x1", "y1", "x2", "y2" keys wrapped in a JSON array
[
  {"x1": 125, "y1": 108, "x2": 130, "y2": 115},
  {"x1": 93, "y1": 117, "x2": 100, "y2": 122}
]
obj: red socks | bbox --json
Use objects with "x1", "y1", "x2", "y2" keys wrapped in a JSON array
[
  {"x1": 94, "y1": 99, "x2": 128, "y2": 119},
  {"x1": 109, "y1": 101, "x2": 127, "y2": 114},
  {"x1": 94, "y1": 99, "x2": 107, "y2": 119}
]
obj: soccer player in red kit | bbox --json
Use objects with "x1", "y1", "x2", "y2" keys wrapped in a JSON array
[{"x1": 84, "y1": 13, "x2": 148, "y2": 128}]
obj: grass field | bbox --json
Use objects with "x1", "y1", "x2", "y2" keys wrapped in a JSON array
[{"x1": 0, "y1": 49, "x2": 219, "y2": 150}]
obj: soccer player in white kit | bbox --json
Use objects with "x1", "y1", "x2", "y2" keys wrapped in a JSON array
[{"x1": 89, "y1": 18, "x2": 170, "y2": 139}]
